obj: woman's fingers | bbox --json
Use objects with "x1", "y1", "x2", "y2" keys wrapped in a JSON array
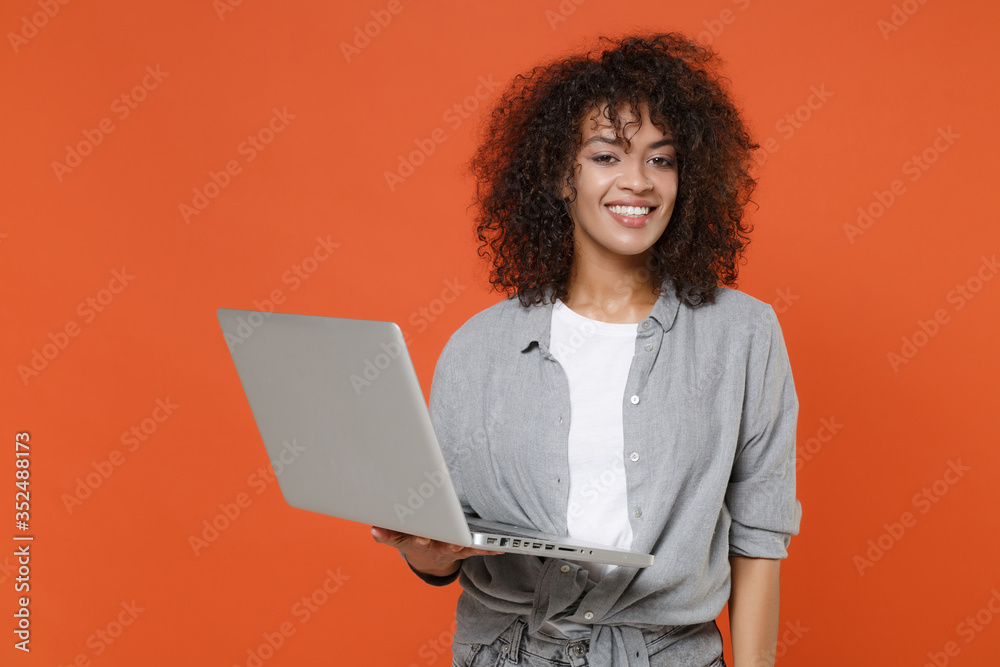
[
  {"x1": 371, "y1": 526, "x2": 502, "y2": 558},
  {"x1": 468, "y1": 548, "x2": 504, "y2": 556},
  {"x1": 370, "y1": 526, "x2": 404, "y2": 545},
  {"x1": 371, "y1": 527, "x2": 444, "y2": 555}
]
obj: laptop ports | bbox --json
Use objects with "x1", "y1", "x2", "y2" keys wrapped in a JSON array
[
  {"x1": 512, "y1": 539, "x2": 521, "y2": 547},
  {"x1": 486, "y1": 537, "x2": 497, "y2": 545},
  {"x1": 499, "y1": 538, "x2": 509, "y2": 547}
]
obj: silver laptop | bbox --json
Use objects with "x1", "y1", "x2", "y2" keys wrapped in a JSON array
[{"x1": 216, "y1": 308, "x2": 654, "y2": 568}]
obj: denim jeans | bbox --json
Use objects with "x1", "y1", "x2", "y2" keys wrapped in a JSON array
[{"x1": 451, "y1": 617, "x2": 726, "y2": 667}]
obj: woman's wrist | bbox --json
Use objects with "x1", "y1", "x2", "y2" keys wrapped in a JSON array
[{"x1": 402, "y1": 552, "x2": 461, "y2": 578}]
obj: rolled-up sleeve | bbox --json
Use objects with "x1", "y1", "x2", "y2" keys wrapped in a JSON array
[
  {"x1": 402, "y1": 551, "x2": 461, "y2": 587},
  {"x1": 725, "y1": 305, "x2": 802, "y2": 559}
]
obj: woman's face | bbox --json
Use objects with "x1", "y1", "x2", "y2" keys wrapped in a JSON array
[{"x1": 561, "y1": 102, "x2": 678, "y2": 270}]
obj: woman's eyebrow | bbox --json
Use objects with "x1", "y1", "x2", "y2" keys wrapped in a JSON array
[{"x1": 581, "y1": 135, "x2": 675, "y2": 149}]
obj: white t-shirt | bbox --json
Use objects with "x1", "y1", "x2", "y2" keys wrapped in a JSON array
[{"x1": 540, "y1": 298, "x2": 636, "y2": 639}]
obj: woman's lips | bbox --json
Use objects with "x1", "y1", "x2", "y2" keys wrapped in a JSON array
[{"x1": 605, "y1": 205, "x2": 655, "y2": 228}]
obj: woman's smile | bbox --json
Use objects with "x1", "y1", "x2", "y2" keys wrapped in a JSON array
[{"x1": 604, "y1": 200, "x2": 658, "y2": 227}]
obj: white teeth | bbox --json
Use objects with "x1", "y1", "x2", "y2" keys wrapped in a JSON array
[{"x1": 608, "y1": 205, "x2": 650, "y2": 217}]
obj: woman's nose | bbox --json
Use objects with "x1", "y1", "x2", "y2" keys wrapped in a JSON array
[{"x1": 618, "y1": 156, "x2": 652, "y2": 191}]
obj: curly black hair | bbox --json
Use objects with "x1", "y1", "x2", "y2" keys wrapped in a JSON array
[{"x1": 469, "y1": 32, "x2": 759, "y2": 308}]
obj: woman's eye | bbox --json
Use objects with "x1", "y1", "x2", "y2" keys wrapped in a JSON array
[
  {"x1": 650, "y1": 156, "x2": 675, "y2": 168},
  {"x1": 591, "y1": 154, "x2": 617, "y2": 164}
]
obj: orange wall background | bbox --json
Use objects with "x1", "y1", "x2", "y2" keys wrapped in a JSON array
[{"x1": 2, "y1": 0, "x2": 998, "y2": 665}]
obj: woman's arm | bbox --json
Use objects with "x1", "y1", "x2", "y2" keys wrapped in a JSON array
[
  {"x1": 726, "y1": 306, "x2": 800, "y2": 664},
  {"x1": 728, "y1": 555, "x2": 781, "y2": 667}
]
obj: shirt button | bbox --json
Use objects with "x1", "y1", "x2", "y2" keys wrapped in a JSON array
[
  {"x1": 634, "y1": 508, "x2": 642, "y2": 517},
  {"x1": 644, "y1": 343, "x2": 652, "y2": 351},
  {"x1": 630, "y1": 395, "x2": 639, "y2": 405},
  {"x1": 642, "y1": 321, "x2": 650, "y2": 329},
  {"x1": 560, "y1": 564, "x2": 570, "y2": 573},
  {"x1": 572, "y1": 644, "x2": 587, "y2": 656},
  {"x1": 630, "y1": 452, "x2": 639, "y2": 462},
  {"x1": 583, "y1": 611, "x2": 594, "y2": 620}
]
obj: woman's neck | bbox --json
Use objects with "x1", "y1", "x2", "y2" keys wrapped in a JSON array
[{"x1": 562, "y1": 270, "x2": 659, "y2": 324}]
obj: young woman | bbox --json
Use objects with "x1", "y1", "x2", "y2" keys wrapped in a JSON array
[{"x1": 373, "y1": 32, "x2": 801, "y2": 667}]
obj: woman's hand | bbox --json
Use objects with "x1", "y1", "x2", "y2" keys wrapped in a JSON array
[{"x1": 371, "y1": 526, "x2": 502, "y2": 578}]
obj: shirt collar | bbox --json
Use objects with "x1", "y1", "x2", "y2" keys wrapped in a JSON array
[{"x1": 517, "y1": 275, "x2": 683, "y2": 353}]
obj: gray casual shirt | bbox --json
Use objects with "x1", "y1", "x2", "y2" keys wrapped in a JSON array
[{"x1": 415, "y1": 276, "x2": 802, "y2": 665}]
